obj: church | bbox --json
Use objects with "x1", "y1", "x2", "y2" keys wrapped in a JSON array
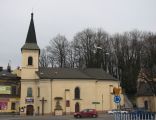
[{"x1": 19, "y1": 13, "x2": 124, "y2": 115}]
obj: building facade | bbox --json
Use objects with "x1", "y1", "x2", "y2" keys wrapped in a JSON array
[
  {"x1": 0, "y1": 66, "x2": 20, "y2": 113},
  {"x1": 19, "y1": 13, "x2": 124, "y2": 115}
]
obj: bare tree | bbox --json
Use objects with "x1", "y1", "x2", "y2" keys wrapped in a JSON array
[
  {"x1": 73, "y1": 28, "x2": 96, "y2": 68},
  {"x1": 46, "y1": 34, "x2": 69, "y2": 68},
  {"x1": 39, "y1": 49, "x2": 49, "y2": 67},
  {"x1": 66, "y1": 41, "x2": 75, "y2": 68},
  {"x1": 142, "y1": 33, "x2": 156, "y2": 68},
  {"x1": 94, "y1": 29, "x2": 110, "y2": 69},
  {"x1": 138, "y1": 67, "x2": 156, "y2": 95},
  {"x1": 72, "y1": 36, "x2": 84, "y2": 68},
  {"x1": 111, "y1": 30, "x2": 143, "y2": 94},
  {"x1": 48, "y1": 55, "x2": 55, "y2": 68}
]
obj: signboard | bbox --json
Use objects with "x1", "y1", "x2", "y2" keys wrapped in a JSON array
[
  {"x1": 0, "y1": 86, "x2": 11, "y2": 94},
  {"x1": 113, "y1": 87, "x2": 121, "y2": 95},
  {"x1": 114, "y1": 96, "x2": 121, "y2": 103},
  {"x1": 0, "y1": 102, "x2": 8, "y2": 110},
  {"x1": 92, "y1": 102, "x2": 100, "y2": 104},
  {"x1": 25, "y1": 98, "x2": 34, "y2": 103},
  {"x1": 0, "y1": 98, "x2": 9, "y2": 102}
]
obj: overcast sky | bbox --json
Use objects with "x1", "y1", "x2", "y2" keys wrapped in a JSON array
[{"x1": 0, "y1": 0, "x2": 156, "y2": 69}]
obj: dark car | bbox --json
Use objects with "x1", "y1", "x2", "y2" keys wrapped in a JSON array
[
  {"x1": 74, "y1": 109, "x2": 98, "y2": 118},
  {"x1": 130, "y1": 109, "x2": 155, "y2": 120}
]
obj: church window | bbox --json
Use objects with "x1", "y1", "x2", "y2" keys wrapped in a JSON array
[
  {"x1": 37, "y1": 87, "x2": 40, "y2": 97},
  {"x1": 28, "y1": 56, "x2": 33, "y2": 65},
  {"x1": 27, "y1": 87, "x2": 33, "y2": 97},
  {"x1": 75, "y1": 87, "x2": 80, "y2": 99}
]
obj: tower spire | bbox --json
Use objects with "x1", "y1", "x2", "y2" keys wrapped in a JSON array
[
  {"x1": 21, "y1": 13, "x2": 40, "y2": 51},
  {"x1": 25, "y1": 12, "x2": 37, "y2": 43}
]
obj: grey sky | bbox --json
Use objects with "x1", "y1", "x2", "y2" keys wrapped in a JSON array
[{"x1": 0, "y1": 0, "x2": 156, "y2": 69}]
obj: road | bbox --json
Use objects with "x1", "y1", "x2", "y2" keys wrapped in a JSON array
[{"x1": 0, "y1": 114, "x2": 113, "y2": 120}]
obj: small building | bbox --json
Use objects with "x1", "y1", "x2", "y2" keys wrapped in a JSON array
[
  {"x1": 0, "y1": 67, "x2": 20, "y2": 113},
  {"x1": 136, "y1": 67, "x2": 156, "y2": 112}
]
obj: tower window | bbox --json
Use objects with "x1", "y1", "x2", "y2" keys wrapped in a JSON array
[
  {"x1": 75, "y1": 87, "x2": 80, "y2": 99},
  {"x1": 28, "y1": 56, "x2": 33, "y2": 65}
]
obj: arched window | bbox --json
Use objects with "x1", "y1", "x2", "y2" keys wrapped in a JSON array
[
  {"x1": 28, "y1": 56, "x2": 33, "y2": 65},
  {"x1": 27, "y1": 87, "x2": 32, "y2": 97},
  {"x1": 75, "y1": 87, "x2": 80, "y2": 99}
]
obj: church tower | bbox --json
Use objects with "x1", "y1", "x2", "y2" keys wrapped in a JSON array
[
  {"x1": 21, "y1": 13, "x2": 40, "y2": 79},
  {"x1": 20, "y1": 13, "x2": 40, "y2": 115}
]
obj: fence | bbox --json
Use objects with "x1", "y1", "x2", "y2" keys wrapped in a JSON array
[{"x1": 114, "y1": 113, "x2": 155, "y2": 120}]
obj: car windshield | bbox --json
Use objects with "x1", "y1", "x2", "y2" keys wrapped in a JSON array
[
  {"x1": 82, "y1": 109, "x2": 88, "y2": 112},
  {"x1": 88, "y1": 109, "x2": 94, "y2": 112}
]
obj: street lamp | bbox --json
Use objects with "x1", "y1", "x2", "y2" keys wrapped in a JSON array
[
  {"x1": 95, "y1": 46, "x2": 109, "y2": 72},
  {"x1": 105, "y1": 52, "x2": 109, "y2": 73}
]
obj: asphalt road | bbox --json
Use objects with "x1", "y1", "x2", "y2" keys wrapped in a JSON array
[{"x1": 0, "y1": 114, "x2": 114, "y2": 120}]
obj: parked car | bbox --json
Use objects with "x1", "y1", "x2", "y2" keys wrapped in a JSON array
[
  {"x1": 119, "y1": 110, "x2": 129, "y2": 114},
  {"x1": 130, "y1": 109, "x2": 155, "y2": 119},
  {"x1": 107, "y1": 109, "x2": 118, "y2": 114},
  {"x1": 74, "y1": 109, "x2": 98, "y2": 118},
  {"x1": 107, "y1": 109, "x2": 128, "y2": 114}
]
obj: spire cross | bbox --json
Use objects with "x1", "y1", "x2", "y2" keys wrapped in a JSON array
[{"x1": 31, "y1": 13, "x2": 33, "y2": 19}]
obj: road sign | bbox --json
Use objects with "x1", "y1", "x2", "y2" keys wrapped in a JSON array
[
  {"x1": 114, "y1": 96, "x2": 121, "y2": 103},
  {"x1": 113, "y1": 87, "x2": 121, "y2": 95},
  {"x1": 92, "y1": 102, "x2": 100, "y2": 104}
]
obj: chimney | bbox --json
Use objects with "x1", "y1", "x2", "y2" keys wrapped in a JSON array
[{"x1": 0, "y1": 67, "x2": 3, "y2": 72}]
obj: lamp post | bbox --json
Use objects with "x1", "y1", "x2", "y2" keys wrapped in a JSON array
[
  {"x1": 105, "y1": 52, "x2": 109, "y2": 73},
  {"x1": 95, "y1": 46, "x2": 109, "y2": 72},
  {"x1": 96, "y1": 46, "x2": 102, "y2": 68}
]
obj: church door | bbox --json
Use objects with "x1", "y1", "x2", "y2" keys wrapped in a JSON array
[
  {"x1": 144, "y1": 101, "x2": 148, "y2": 110},
  {"x1": 26, "y1": 105, "x2": 34, "y2": 115},
  {"x1": 75, "y1": 102, "x2": 80, "y2": 112}
]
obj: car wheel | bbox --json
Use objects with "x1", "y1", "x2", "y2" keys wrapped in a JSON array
[
  {"x1": 92, "y1": 114, "x2": 97, "y2": 118},
  {"x1": 77, "y1": 115, "x2": 81, "y2": 118}
]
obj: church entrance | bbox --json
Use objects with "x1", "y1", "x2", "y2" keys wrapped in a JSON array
[
  {"x1": 75, "y1": 102, "x2": 80, "y2": 112},
  {"x1": 144, "y1": 101, "x2": 148, "y2": 110},
  {"x1": 26, "y1": 105, "x2": 34, "y2": 115}
]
